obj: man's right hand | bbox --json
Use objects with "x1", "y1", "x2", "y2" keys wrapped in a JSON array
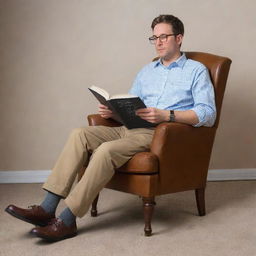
[{"x1": 98, "y1": 104, "x2": 114, "y2": 119}]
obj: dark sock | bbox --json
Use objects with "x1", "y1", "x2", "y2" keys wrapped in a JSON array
[
  {"x1": 59, "y1": 207, "x2": 76, "y2": 227},
  {"x1": 40, "y1": 191, "x2": 61, "y2": 214}
]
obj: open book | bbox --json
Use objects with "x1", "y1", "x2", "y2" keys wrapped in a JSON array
[{"x1": 88, "y1": 85, "x2": 156, "y2": 129}]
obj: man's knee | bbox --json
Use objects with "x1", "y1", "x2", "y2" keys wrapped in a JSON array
[
  {"x1": 68, "y1": 127, "x2": 89, "y2": 146},
  {"x1": 69, "y1": 127, "x2": 92, "y2": 138},
  {"x1": 92, "y1": 141, "x2": 127, "y2": 168},
  {"x1": 96, "y1": 141, "x2": 113, "y2": 152},
  {"x1": 94, "y1": 141, "x2": 123, "y2": 158},
  {"x1": 70, "y1": 127, "x2": 84, "y2": 136}
]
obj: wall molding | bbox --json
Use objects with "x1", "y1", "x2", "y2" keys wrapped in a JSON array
[
  {"x1": 0, "y1": 170, "x2": 51, "y2": 184},
  {"x1": 0, "y1": 169, "x2": 256, "y2": 184},
  {"x1": 207, "y1": 168, "x2": 256, "y2": 181}
]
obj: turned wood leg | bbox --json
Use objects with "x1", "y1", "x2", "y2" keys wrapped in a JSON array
[
  {"x1": 91, "y1": 194, "x2": 99, "y2": 217},
  {"x1": 195, "y1": 188, "x2": 206, "y2": 216},
  {"x1": 142, "y1": 197, "x2": 156, "y2": 236}
]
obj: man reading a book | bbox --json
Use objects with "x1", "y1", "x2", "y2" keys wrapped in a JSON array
[{"x1": 6, "y1": 14, "x2": 216, "y2": 241}]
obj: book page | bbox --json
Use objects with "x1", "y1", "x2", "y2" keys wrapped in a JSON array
[
  {"x1": 110, "y1": 94, "x2": 137, "y2": 100},
  {"x1": 89, "y1": 85, "x2": 109, "y2": 100}
]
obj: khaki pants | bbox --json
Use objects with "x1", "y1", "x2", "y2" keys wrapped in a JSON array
[{"x1": 43, "y1": 125, "x2": 154, "y2": 217}]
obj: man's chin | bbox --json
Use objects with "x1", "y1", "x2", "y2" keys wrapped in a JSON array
[
  {"x1": 157, "y1": 52, "x2": 166, "y2": 58},
  {"x1": 158, "y1": 55, "x2": 168, "y2": 61}
]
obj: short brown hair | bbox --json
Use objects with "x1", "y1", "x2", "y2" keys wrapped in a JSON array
[{"x1": 151, "y1": 14, "x2": 184, "y2": 35}]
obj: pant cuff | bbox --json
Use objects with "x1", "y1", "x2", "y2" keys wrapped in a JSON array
[
  {"x1": 64, "y1": 196, "x2": 90, "y2": 218},
  {"x1": 42, "y1": 182, "x2": 70, "y2": 198}
]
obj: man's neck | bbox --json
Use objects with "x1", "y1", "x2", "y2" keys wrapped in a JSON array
[{"x1": 161, "y1": 51, "x2": 182, "y2": 67}]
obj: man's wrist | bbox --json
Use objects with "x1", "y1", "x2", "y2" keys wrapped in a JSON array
[{"x1": 164, "y1": 110, "x2": 170, "y2": 121}]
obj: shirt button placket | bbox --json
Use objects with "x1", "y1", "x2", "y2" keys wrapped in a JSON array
[{"x1": 156, "y1": 68, "x2": 169, "y2": 107}]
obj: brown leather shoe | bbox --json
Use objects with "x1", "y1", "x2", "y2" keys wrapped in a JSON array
[
  {"x1": 5, "y1": 204, "x2": 55, "y2": 226},
  {"x1": 31, "y1": 218, "x2": 77, "y2": 242}
]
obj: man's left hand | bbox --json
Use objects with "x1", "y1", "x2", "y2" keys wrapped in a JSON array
[{"x1": 135, "y1": 107, "x2": 169, "y2": 123}]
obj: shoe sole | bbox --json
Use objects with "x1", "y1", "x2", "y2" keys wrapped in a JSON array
[
  {"x1": 32, "y1": 231, "x2": 78, "y2": 242},
  {"x1": 5, "y1": 208, "x2": 48, "y2": 227}
]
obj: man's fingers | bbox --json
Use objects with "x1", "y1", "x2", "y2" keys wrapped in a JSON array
[
  {"x1": 136, "y1": 107, "x2": 151, "y2": 112},
  {"x1": 98, "y1": 104, "x2": 112, "y2": 114},
  {"x1": 136, "y1": 112, "x2": 155, "y2": 118},
  {"x1": 136, "y1": 108, "x2": 151, "y2": 114},
  {"x1": 99, "y1": 104, "x2": 109, "y2": 109},
  {"x1": 139, "y1": 117, "x2": 156, "y2": 123},
  {"x1": 137, "y1": 113, "x2": 154, "y2": 116},
  {"x1": 99, "y1": 110, "x2": 113, "y2": 115},
  {"x1": 99, "y1": 109, "x2": 112, "y2": 112},
  {"x1": 140, "y1": 116, "x2": 155, "y2": 121}
]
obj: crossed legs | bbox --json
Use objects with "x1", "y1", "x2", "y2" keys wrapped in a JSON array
[
  {"x1": 6, "y1": 125, "x2": 154, "y2": 241},
  {"x1": 43, "y1": 125, "x2": 154, "y2": 217}
]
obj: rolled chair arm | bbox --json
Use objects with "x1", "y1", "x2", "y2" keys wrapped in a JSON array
[{"x1": 87, "y1": 114, "x2": 122, "y2": 127}]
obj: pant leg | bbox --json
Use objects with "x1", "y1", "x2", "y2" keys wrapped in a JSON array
[
  {"x1": 43, "y1": 125, "x2": 126, "y2": 197},
  {"x1": 64, "y1": 127, "x2": 155, "y2": 217}
]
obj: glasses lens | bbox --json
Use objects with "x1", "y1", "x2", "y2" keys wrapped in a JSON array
[{"x1": 159, "y1": 34, "x2": 167, "y2": 42}]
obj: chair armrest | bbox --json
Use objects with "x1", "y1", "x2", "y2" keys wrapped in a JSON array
[
  {"x1": 150, "y1": 122, "x2": 216, "y2": 194},
  {"x1": 87, "y1": 114, "x2": 122, "y2": 127}
]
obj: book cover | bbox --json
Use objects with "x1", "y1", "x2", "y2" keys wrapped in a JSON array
[{"x1": 88, "y1": 86, "x2": 156, "y2": 129}]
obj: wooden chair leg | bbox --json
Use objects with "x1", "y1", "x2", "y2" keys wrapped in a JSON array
[
  {"x1": 142, "y1": 197, "x2": 156, "y2": 236},
  {"x1": 91, "y1": 194, "x2": 99, "y2": 217},
  {"x1": 195, "y1": 188, "x2": 206, "y2": 216}
]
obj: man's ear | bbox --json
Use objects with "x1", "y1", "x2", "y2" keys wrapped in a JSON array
[{"x1": 176, "y1": 34, "x2": 183, "y2": 46}]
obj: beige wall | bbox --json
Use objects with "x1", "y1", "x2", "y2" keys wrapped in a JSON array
[{"x1": 0, "y1": 0, "x2": 256, "y2": 171}]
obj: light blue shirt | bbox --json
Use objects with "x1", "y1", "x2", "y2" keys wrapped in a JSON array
[{"x1": 129, "y1": 53, "x2": 216, "y2": 127}]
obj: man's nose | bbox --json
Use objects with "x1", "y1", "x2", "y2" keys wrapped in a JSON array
[{"x1": 156, "y1": 38, "x2": 162, "y2": 46}]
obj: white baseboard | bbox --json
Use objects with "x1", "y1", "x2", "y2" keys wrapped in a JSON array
[
  {"x1": 0, "y1": 169, "x2": 256, "y2": 184},
  {"x1": 207, "y1": 169, "x2": 256, "y2": 181},
  {"x1": 0, "y1": 170, "x2": 51, "y2": 184}
]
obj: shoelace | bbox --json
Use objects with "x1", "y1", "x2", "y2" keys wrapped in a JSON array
[
  {"x1": 47, "y1": 218, "x2": 63, "y2": 227},
  {"x1": 28, "y1": 205, "x2": 40, "y2": 210}
]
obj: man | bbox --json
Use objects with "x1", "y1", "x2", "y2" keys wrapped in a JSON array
[{"x1": 5, "y1": 14, "x2": 216, "y2": 242}]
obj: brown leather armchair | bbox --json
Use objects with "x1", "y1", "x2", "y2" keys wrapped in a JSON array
[{"x1": 78, "y1": 52, "x2": 232, "y2": 236}]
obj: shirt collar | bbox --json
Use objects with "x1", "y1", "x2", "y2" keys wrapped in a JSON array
[{"x1": 154, "y1": 52, "x2": 187, "y2": 69}]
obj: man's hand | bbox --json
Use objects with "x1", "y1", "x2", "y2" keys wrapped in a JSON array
[
  {"x1": 98, "y1": 104, "x2": 114, "y2": 119},
  {"x1": 136, "y1": 107, "x2": 169, "y2": 123},
  {"x1": 136, "y1": 107, "x2": 200, "y2": 125}
]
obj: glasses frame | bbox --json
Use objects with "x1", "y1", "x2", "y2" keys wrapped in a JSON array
[{"x1": 148, "y1": 33, "x2": 177, "y2": 44}]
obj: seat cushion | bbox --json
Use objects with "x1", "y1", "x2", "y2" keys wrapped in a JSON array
[{"x1": 116, "y1": 152, "x2": 159, "y2": 174}]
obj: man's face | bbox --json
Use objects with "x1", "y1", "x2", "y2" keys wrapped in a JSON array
[{"x1": 152, "y1": 23, "x2": 183, "y2": 60}]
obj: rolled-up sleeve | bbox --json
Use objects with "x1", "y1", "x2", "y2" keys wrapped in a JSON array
[{"x1": 191, "y1": 67, "x2": 216, "y2": 127}]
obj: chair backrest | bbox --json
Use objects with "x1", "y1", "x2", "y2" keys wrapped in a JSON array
[{"x1": 185, "y1": 52, "x2": 232, "y2": 128}]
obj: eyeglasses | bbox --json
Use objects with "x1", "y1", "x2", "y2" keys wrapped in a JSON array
[{"x1": 148, "y1": 34, "x2": 177, "y2": 44}]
